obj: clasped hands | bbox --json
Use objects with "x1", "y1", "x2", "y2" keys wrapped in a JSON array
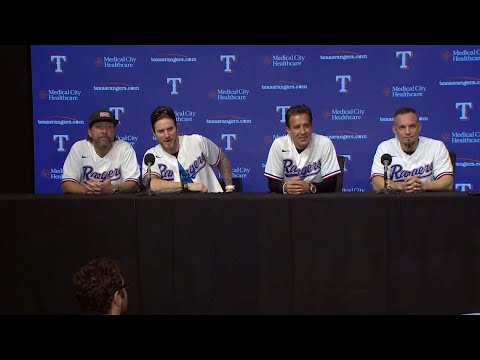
[
  {"x1": 85, "y1": 174, "x2": 114, "y2": 195},
  {"x1": 283, "y1": 177, "x2": 309, "y2": 195},
  {"x1": 403, "y1": 175, "x2": 424, "y2": 193}
]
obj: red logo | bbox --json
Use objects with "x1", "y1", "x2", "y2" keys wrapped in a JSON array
[{"x1": 442, "y1": 52, "x2": 452, "y2": 61}]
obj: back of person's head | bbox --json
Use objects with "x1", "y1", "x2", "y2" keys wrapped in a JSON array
[
  {"x1": 285, "y1": 104, "x2": 313, "y2": 127},
  {"x1": 73, "y1": 257, "x2": 127, "y2": 315},
  {"x1": 150, "y1": 105, "x2": 177, "y2": 130}
]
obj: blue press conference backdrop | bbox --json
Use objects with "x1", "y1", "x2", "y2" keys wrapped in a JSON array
[{"x1": 31, "y1": 45, "x2": 480, "y2": 193}]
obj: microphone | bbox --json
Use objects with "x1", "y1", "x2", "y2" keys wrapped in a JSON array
[
  {"x1": 144, "y1": 153, "x2": 155, "y2": 195},
  {"x1": 378, "y1": 153, "x2": 393, "y2": 194},
  {"x1": 380, "y1": 153, "x2": 392, "y2": 167}
]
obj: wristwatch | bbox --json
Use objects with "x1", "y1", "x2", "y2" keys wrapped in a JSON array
[{"x1": 308, "y1": 182, "x2": 317, "y2": 194}]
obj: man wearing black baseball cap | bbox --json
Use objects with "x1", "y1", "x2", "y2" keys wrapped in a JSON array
[
  {"x1": 61, "y1": 109, "x2": 140, "y2": 194},
  {"x1": 88, "y1": 109, "x2": 119, "y2": 126}
]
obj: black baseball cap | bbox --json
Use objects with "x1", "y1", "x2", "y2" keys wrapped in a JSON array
[{"x1": 89, "y1": 109, "x2": 119, "y2": 127}]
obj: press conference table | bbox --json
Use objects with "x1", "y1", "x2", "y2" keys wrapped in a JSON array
[{"x1": 0, "y1": 192, "x2": 479, "y2": 314}]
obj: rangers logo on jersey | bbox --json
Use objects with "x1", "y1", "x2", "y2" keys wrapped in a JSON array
[{"x1": 284, "y1": 159, "x2": 321, "y2": 179}]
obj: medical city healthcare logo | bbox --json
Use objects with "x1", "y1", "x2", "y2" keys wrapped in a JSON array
[
  {"x1": 117, "y1": 134, "x2": 139, "y2": 147},
  {"x1": 174, "y1": 109, "x2": 197, "y2": 122},
  {"x1": 263, "y1": 54, "x2": 306, "y2": 67},
  {"x1": 95, "y1": 56, "x2": 137, "y2": 68},
  {"x1": 218, "y1": 166, "x2": 251, "y2": 179},
  {"x1": 322, "y1": 108, "x2": 366, "y2": 120},
  {"x1": 41, "y1": 168, "x2": 63, "y2": 180},
  {"x1": 383, "y1": 84, "x2": 427, "y2": 98},
  {"x1": 264, "y1": 133, "x2": 287, "y2": 144},
  {"x1": 39, "y1": 89, "x2": 82, "y2": 101},
  {"x1": 450, "y1": 131, "x2": 480, "y2": 144},
  {"x1": 209, "y1": 88, "x2": 250, "y2": 101},
  {"x1": 443, "y1": 49, "x2": 480, "y2": 62}
]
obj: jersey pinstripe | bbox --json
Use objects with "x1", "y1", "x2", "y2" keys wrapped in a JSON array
[
  {"x1": 142, "y1": 134, "x2": 224, "y2": 193},
  {"x1": 62, "y1": 139, "x2": 140, "y2": 185},
  {"x1": 370, "y1": 136, "x2": 453, "y2": 182},
  {"x1": 264, "y1": 133, "x2": 341, "y2": 182}
]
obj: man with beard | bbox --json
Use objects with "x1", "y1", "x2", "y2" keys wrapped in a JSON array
[
  {"x1": 73, "y1": 257, "x2": 129, "y2": 315},
  {"x1": 370, "y1": 107, "x2": 453, "y2": 193},
  {"x1": 142, "y1": 105, "x2": 234, "y2": 193},
  {"x1": 61, "y1": 109, "x2": 140, "y2": 194}
]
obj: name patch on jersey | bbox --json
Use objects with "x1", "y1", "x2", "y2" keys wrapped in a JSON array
[
  {"x1": 82, "y1": 166, "x2": 121, "y2": 182},
  {"x1": 284, "y1": 159, "x2": 321, "y2": 179},
  {"x1": 390, "y1": 162, "x2": 433, "y2": 180}
]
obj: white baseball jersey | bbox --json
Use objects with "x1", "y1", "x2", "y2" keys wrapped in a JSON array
[
  {"x1": 264, "y1": 133, "x2": 341, "y2": 182},
  {"x1": 143, "y1": 134, "x2": 224, "y2": 193},
  {"x1": 62, "y1": 139, "x2": 140, "y2": 185},
  {"x1": 370, "y1": 136, "x2": 453, "y2": 183}
]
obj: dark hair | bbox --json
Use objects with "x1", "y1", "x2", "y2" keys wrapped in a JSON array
[
  {"x1": 73, "y1": 257, "x2": 124, "y2": 314},
  {"x1": 285, "y1": 104, "x2": 313, "y2": 127},
  {"x1": 150, "y1": 105, "x2": 177, "y2": 130},
  {"x1": 394, "y1": 106, "x2": 418, "y2": 118}
]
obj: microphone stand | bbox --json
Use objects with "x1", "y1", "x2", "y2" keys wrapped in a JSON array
[
  {"x1": 146, "y1": 168, "x2": 152, "y2": 196},
  {"x1": 377, "y1": 161, "x2": 395, "y2": 194},
  {"x1": 145, "y1": 163, "x2": 153, "y2": 196},
  {"x1": 138, "y1": 163, "x2": 157, "y2": 196}
]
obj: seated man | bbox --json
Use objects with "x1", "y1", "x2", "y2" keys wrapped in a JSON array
[
  {"x1": 61, "y1": 109, "x2": 140, "y2": 194},
  {"x1": 264, "y1": 104, "x2": 341, "y2": 194},
  {"x1": 370, "y1": 107, "x2": 453, "y2": 193},
  {"x1": 73, "y1": 257, "x2": 128, "y2": 315},
  {"x1": 142, "y1": 105, "x2": 234, "y2": 193}
]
